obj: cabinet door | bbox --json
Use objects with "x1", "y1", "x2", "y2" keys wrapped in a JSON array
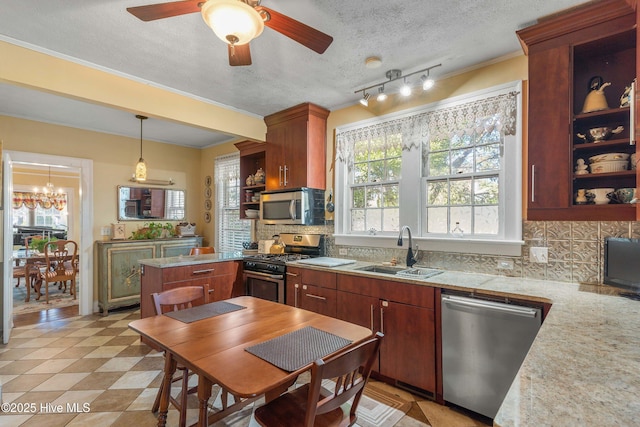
[
  {"x1": 265, "y1": 125, "x2": 287, "y2": 190},
  {"x1": 527, "y1": 45, "x2": 572, "y2": 215},
  {"x1": 210, "y1": 275, "x2": 235, "y2": 302},
  {"x1": 281, "y1": 117, "x2": 309, "y2": 189},
  {"x1": 379, "y1": 300, "x2": 436, "y2": 393},
  {"x1": 299, "y1": 284, "x2": 336, "y2": 317},
  {"x1": 336, "y1": 291, "x2": 378, "y2": 332}
]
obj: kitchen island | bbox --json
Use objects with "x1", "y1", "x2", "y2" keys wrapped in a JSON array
[{"x1": 289, "y1": 260, "x2": 639, "y2": 426}]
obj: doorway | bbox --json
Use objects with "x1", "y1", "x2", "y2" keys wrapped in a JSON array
[{"x1": 3, "y1": 151, "x2": 93, "y2": 343}]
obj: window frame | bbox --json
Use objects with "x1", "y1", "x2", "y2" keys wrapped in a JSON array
[
  {"x1": 214, "y1": 153, "x2": 251, "y2": 253},
  {"x1": 334, "y1": 81, "x2": 523, "y2": 256}
]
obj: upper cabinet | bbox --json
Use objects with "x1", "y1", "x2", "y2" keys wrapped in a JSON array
[
  {"x1": 517, "y1": 0, "x2": 638, "y2": 220},
  {"x1": 264, "y1": 103, "x2": 329, "y2": 190}
]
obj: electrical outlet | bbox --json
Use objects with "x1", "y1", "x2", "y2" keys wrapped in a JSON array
[
  {"x1": 497, "y1": 259, "x2": 514, "y2": 270},
  {"x1": 338, "y1": 248, "x2": 348, "y2": 255},
  {"x1": 529, "y1": 247, "x2": 548, "y2": 263}
]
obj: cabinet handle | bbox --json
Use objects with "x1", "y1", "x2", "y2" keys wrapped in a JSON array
[
  {"x1": 530, "y1": 164, "x2": 535, "y2": 203},
  {"x1": 370, "y1": 304, "x2": 374, "y2": 331},
  {"x1": 286, "y1": 271, "x2": 299, "y2": 277},
  {"x1": 279, "y1": 166, "x2": 283, "y2": 187},
  {"x1": 294, "y1": 283, "x2": 299, "y2": 307},
  {"x1": 284, "y1": 165, "x2": 289, "y2": 186},
  {"x1": 305, "y1": 293, "x2": 326, "y2": 301},
  {"x1": 192, "y1": 268, "x2": 214, "y2": 275},
  {"x1": 380, "y1": 300, "x2": 388, "y2": 334},
  {"x1": 630, "y1": 80, "x2": 636, "y2": 146}
]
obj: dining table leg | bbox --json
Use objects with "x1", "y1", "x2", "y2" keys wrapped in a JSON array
[
  {"x1": 158, "y1": 353, "x2": 177, "y2": 427},
  {"x1": 197, "y1": 377, "x2": 213, "y2": 427}
]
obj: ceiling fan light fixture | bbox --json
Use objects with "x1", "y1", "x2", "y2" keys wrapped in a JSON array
[{"x1": 201, "y1": 0, "x2": 265, "y2": 46}]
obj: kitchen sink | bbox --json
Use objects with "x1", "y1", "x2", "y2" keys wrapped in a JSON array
[
  {"x1": 355, "y1": 265, "x2": 443, "y2": 279},
  {"x1": 355, "y1": 265, "x2": 406, "y2": 275}
]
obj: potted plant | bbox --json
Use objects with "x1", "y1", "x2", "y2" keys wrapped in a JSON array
[{"x1": 29, "y1": 236, "x2": 58, "y2": 253}]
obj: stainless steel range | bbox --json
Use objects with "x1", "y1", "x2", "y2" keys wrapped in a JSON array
[{"x1": 243, "y1": 233, "x2": 325, "y2": 303}]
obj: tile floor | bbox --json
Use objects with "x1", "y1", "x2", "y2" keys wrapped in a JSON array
[{"x1": 0, "y1": 308, "x2": 489, "y2": 427}]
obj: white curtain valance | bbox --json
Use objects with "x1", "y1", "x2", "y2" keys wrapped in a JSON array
[{"x1": 336, "y1": 91, "x2": 518, "y2": 168}]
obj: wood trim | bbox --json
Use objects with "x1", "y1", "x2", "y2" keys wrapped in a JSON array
[
  {"x1": 264, "y1": 103, "x2": 330, "y2": 127},
  {"x1": 434, "y1": 288, "x2": 444, "y2": 404},
  {"x1": 527, "y1": 205, "x2": 637, "y2": 221},
  {"x1": 234, "y1": 140, "x2": 266, "y2": 154},
  {"x1": 517, "y1": 0, "x2": 635, "y2": 54}
]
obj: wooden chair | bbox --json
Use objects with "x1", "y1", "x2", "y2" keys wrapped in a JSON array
[
  {"x1": 37, "y1": 240, "x2": 78, "y2": 303},
  {"x1": 189, "y1": 246, "x2": 215, "y2": 255},
  {"x1": 151, "y1": 284, "x2": 209, "y2": 427},
  {"x1": 253, "y1": 332, "x2": 384, "y2": 427},
  {"x1": 14, "y1": 236, "x2": 41, "y2": 289}
]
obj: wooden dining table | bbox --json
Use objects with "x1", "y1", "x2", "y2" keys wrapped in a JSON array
[
  {"x1": 13, "y1": 250, "x2": 78, "y2": 302},
  {"x1": 128, "y1": 296, "x2": 373, "y2": 427}
]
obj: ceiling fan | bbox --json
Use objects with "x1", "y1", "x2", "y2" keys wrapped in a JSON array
[{"x1": 127, "y1": 0, "x2": 333, "y2": 66}]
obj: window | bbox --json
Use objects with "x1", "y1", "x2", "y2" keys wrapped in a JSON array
[
  {"x1": 12, "y1": 191, "x2": 68, "y2": 229},
  {"x1": 335, "y1": 82, "x2": 522, "y2": 255},
  {"x1": 165, "y1": 190, "x2": 185, "y2": 220},
  {"x1": 215, "y1": 153, "x2": 251, "y2": 252}
]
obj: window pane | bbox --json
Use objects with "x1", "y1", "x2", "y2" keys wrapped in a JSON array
[
  {"x1": 387, "y1": 157, "x2": 401, "y2": 180},
  {"x1": 475, "y1": 144, "x2": 500, "y2": 172},
  {"x1": 475, "y1": 206, "x2": 499, "y2": 234},
  {"x1": 352, "y1": 187, "x2": 365, "y2": 208},
  {"x1": 427, "y1": 181, "x2": 448, "y2": 205},
  {"x1": 366, "y1": 186, "x2": 382, "y2": 208},
  {"x1": 474, "y1": 177, "x2": 499, "y2": 205},
  {"x1": 366, "y1": 209, "x2": 381, "y2": 232},
  {"x1": 354, "y1": 140, "x2": 368, "y2": 162},
  {"x1": 382, "y1": 184, "x2": 399, "y2": 207},
  {"x1": 428, "y1": 151, "x2": 449, "y2": 176},
  {"x1": 353, "y1": 162, "x2": 368, "y2": 184},
  {"x1": 451, "y1": 134, "x2": 473, "y2": 148},
  {"x1": 427, "y1": 207, "x2": 448, "y2": 233},
  {"x1": 450, "y1": 207, "x2": 472, "y2": 233},
  {"x1": 369, "y1": 160, "x2": 385, "y2": 182},
  {"x1": 450, "y1": 148, "x2": 473, "y2": 174},
  {"x1": 429, "y1": 138, "x2": 449, "y2": 152},
  {"x1": 387, "y1": 137, "x2": 402, "y2": 157},
  {"x1": 351, "y1": 209, "x2": 365, "y2": 231},
  {"x1": 383, "y1": 208, "x2": 400, "y2": 232},
  {"x1": 369, "y1": 138, "x2": 385, "y2": 160},
  {"x1": 450, "y1": 179, "x2": 471, "y2": 205}
]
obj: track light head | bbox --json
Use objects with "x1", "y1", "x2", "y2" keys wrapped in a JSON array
[
  {"x1": 400, "y1": 79, "x2": 411, "y2": 97},
  {"x1": 421, "y1": 74, "x2": 435, "y2": 90},
  {"x1": 377, "y1": 86, "x2": 387, "y2": 102},
  {"x1": 360, "y1": 92, "x2": 370, "y2": 107}
]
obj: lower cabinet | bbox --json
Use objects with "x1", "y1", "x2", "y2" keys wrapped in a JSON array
[
  {"x1": 285, "y1": 267, "x2": 336, "y2": 318},
  {"x1": 336, "y1": 273, "x2": 436, "y2": 394},
  {"x1": 140, "y1": 260, "x2": 239, "y2": 319},
  {"x1": 96, "y1": 237, "x2": 202, "y2": 315}
]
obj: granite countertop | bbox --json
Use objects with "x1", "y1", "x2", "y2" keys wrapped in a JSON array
[
  {"x1": 138, "y1": 251, "x2": 244, "y2": 268},
  {"x1": 289, "y1": 260, "x2": 640, "y2": 426}
]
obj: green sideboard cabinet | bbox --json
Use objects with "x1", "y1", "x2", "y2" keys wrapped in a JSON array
[{"x1": 96, "y1": 237, "x2": 202, "y2": 315}]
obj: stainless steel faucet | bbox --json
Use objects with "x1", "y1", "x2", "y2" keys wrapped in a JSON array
[{"x1": 397, "y1": 225, "x2": 417, "y2": 267}]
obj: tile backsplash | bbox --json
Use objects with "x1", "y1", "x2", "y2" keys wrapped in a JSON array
[{"x1": 255, "y1": 221, "x2": 640, "y2": 285}]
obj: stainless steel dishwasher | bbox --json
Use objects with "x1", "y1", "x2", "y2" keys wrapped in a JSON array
[{"x1": 441, "y1": 294, "x2": 542, "y2": 419}]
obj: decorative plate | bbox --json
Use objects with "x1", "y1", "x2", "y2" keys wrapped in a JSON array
[
  {"x1": 204, "y1": 199, "x2": 212, "y2": 211},
  {"x1": 205, "y1": 175, "x2": 212, "y2": 187},
  {"x1": 204, "y1": 187, "x2": 212, "y2": 198},
  {"x1": 204, "y1": 211, "x2": 211, "y2": 223}
]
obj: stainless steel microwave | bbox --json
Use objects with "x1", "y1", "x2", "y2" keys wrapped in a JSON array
[{"x1": 259, "y1": 187, "x2": 325, "y2": 225}]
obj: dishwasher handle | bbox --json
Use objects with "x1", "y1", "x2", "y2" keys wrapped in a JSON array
[{"x1": 442, "y1": 295, "x2": 539, "y2": 318}]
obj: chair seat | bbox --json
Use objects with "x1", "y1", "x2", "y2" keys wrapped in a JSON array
[{"x1": 254, "y1": 384, "x2": 347, "y2": 427}]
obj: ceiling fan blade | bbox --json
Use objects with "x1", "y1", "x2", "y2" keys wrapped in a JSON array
[
  {"x1": 127, "y1": 0, "x2": 202, "y2": 22},
  {"x1": 256, "y1": 6, "x2": 333, "y2": 54},
  {"x1": 228, "y1": 43, "x2": 252, "y2": 66}
]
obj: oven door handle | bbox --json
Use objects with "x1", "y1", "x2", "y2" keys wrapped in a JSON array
[{"x1": 244, "y1": 270, "x2": 285, "y2": 280}]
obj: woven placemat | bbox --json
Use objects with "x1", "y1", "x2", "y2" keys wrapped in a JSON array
[
  {"x1": 245, "y1": 326, "x2": 352, "y2": 372},
  {"x1": 164, "y1": 301, "x2": 245, "y2": 323}
]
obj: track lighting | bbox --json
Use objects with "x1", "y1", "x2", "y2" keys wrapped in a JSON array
[
  {"x1": 377, "y1": 86, "x2": 387, "y2": 102},
  {"x1": 353, "y1": 63, "x2": 441, "y2": 106},
  {"x1": 359, "y1": 92, "x2": 370, "y2": 107}
]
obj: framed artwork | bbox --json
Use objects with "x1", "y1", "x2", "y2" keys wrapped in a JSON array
[
  {"x1": 204, "y1": 211, "x2": 211, "y2": 223},
  {"x1": 204, "y1": 187, "x2": 212, "y2": 198},
  {"x1": 204, "y1": 199, "x2": 212, "y2": 211},
  {"x1": 204, "y1": 175, "x2": 212, "y2": 187}
]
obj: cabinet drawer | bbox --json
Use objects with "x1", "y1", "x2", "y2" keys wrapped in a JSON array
[
  {"x1": 162, "y1": 262, "x2": 235, "y2": 283},
  {"x1": 300, "y1": 284, "x2": 337, "y2": 317},
  {"x1": 300, "y1": 268, "x2": 336, "y2": 289},
  {"x1": 337, "y1": 273, "x2": 434, "y2": 309}
]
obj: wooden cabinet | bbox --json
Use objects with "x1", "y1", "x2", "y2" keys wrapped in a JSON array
[
  {"x1": 96, "y1": 237, "x2": 202, "y2": 315},
  {"x1": 336, "y1": 274, "x2": 436, "y2": 393},
  {"x1": 517, "y1": 0, "x2": 638, "y2": 220},
  {"x1": 235, "y1": 140, "x2": 266, "y2": 219},
  {"x1": 264, "y1": 103, "x2": 329, "y2": 190},
  {"x1": 140, "y1": 260, "x2": 239, "y2": 319},
  {"x1": 286, "y1": 267, "x2": 337, "y2": 317}
]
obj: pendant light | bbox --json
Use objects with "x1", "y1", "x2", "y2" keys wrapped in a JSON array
[{"x1": 135, "y1": 115, "x2": 148, "y2": 182}]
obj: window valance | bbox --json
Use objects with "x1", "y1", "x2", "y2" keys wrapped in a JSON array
[
  {"x1": 336, "y1": 91, "x2": 518, "y2": 168},
  {"x1": 12, "y1": 191, "x2": 67, "y2": 211}
]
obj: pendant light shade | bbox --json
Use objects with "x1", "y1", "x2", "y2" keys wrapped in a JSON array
[
  {"x1": 201, "y1": 0, "x2": 264, "y2": 46},
  {"x1": 135, "y1": 115, "x2": 148, "y2": 181}
]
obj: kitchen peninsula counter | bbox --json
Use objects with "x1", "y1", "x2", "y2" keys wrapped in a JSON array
[
  {"x1": 289, "y1": 260, "x2": 639, "y2": 426},
  {"x1": 137, "y1": 251, "x2": 243, "y2": 268}
]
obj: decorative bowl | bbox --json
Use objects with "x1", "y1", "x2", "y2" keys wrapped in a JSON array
[
  {"x1": 589, "y1": 160, "x2": 628, "y2": 174},
  {"x1": 589, "y1": 152, "x2": 630, "y2": 163},
  {"x1": 587, "y1": 188, "x2": 614, "y2": 205},
  {"x1": 576, "y1": 126, "x2": 624, "y2": 142},
  {"x1": 245, "y1": 209, "x2": 259, "y2": 219}
]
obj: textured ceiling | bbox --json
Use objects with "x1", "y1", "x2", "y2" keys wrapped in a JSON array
[{"x1": 0, "y1": 0, "x2": 588, "y2": 147}]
